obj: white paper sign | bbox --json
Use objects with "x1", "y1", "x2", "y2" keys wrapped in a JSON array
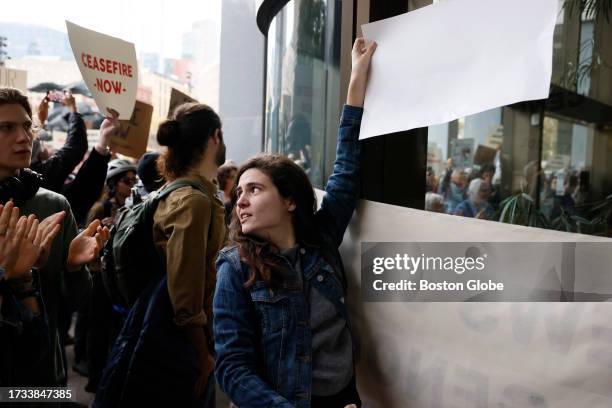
[
  {"x1": 360, "y1": 0, "x2": 558, "y2": 139},
  {"x1": 66, "y1": 21, "x2": 138, "y2": 119}
]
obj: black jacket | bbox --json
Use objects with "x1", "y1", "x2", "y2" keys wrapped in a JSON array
[
  {"x1": 0, "y1": 273, "x2": 50, "y2": 386},
  {"x1": 63, "y1": 147, "x2": 111, "y2": 226},
  {"x1": 30, "y1": 112, "x2": 88, "y2": 193}
]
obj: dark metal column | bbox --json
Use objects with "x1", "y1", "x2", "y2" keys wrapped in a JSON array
[{"x1": 360, "y1": 0, "x2": 428, "y2": 209}]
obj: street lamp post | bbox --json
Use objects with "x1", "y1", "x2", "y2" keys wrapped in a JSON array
[{"x1": 0, "y1": 36, "x2": 9, "y2": 67}]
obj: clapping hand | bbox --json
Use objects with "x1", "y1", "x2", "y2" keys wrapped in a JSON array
[
  {"x1": 0, "y1": 202, "x2": 62, "y2": 279},
  {"x1": 66, "y1": 219, "x2": 110, "y2": 272},
  {"x1": 0, "y1": 202, "x2": 26, "y2": 278},
  {"x1": 34, "y1": 211, "x2": 66, "y2": 269}
]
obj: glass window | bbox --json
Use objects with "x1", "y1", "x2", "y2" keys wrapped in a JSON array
[
  {"x1": 425, "y1": 2, "x2": 612, "y2": 238},
  {"x1": 540, "y1": 115, "x2": 598, "y2": 231},
  {"x1": 552, "y1": 0, "x2": 577, "y2": 90},
  {"x1": 426, "y1": 106, "x2": 611, "y2": 237},
  {"x1": 577, "y1": 11, "x2": 595, "y2": 96},
  {"x1": 427, "y1": 109, "x2": 503, "y2": 215},
  {"x1": 264, "y1": 0, "x2": 342, "y2": 188}
]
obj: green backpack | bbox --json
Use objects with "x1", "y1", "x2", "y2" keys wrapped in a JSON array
[{"x1": 101, "y1": 179, "x2": 208, "y2": 308}]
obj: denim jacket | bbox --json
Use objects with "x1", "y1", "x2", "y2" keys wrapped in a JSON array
[{"x1": 214, "y1": 105, "x2": 363, "y2": 408}]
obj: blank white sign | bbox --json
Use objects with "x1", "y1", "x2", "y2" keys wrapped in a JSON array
[{"x1": 360, "y1": 0, "x2": 559, "y2": 140}]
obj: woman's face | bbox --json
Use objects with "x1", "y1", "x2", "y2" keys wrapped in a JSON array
[
  {"x1": 235, "y1": 168, "x2": 295, "y2": 240},
  {"x1": 115, "y1": 171, "x2": 136, "y2": 199}
]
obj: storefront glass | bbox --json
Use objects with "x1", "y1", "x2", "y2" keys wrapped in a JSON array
[
  {"x1": 264, "y1": 0, "x2": 341, "y2": 188},
  {"x1": 424, "y1": 3, "x2": 612, "y2": 237}
]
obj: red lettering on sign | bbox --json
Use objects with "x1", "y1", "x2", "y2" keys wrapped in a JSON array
[
  {"x1": 94, "y1": 78, "x2": 123, "y2": 94},
  {"x1": 111, "y1": 81, "x2": 122, "y2": 94},
  {"x1": 81, "y1": 53, "x2": 134, "y2": 78}
]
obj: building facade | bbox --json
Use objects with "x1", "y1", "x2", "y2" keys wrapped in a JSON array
[{"x1": 256, "y1": 0, "x2": 612, "y2": 238}]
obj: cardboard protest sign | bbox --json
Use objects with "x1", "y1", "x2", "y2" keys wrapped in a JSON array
[
  {"x1": 168, "y1": 88, "x2": 196, "y2": 118},
  {"x1": 473, "y1": 144, "x2": 497, "y2": 166},
  {"x1": 0, "y1": 67, "x2": 27, "y2": 93},
  {"x1": 66, "y1": 21, "x2": 138, "y2": 120},
  {"x1": 110, "y1": 100, "x2": 153, "y2": 159},
  {"x1": 450, "y1": 138, "x2": 474, "y2": 169}
]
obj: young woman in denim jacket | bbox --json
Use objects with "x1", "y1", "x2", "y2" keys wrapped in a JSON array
[{"x1": 214, "y1": 38, "x2": 376, "y2": 408}]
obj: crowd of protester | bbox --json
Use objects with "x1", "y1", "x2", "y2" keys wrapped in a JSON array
[
  {"x1": 425, "y1": 160, "x2": 499, "y2": 219},
  {"x1": 1, "y1": 33, "x2": 602, "y2": 405},
  {"x1": 425, "y1": 157, "x2": 589, "y2": 223},
  {"x1": 0, "y1": 37, "x2": 375, "y2": 408}
]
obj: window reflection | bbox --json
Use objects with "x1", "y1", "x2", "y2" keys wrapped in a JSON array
[
  {"x1": 426, "y1": 107, "x2": 611, "y2": 237},
  {"x1": 540, "y1": 116, "x2": 596, "y2": 229},
  {"x1": 425, "y1": 1, "x2": 612, "y2": 238},
  {"x1": 264, "y1": 0, "x2": 341, "y2": 188}
]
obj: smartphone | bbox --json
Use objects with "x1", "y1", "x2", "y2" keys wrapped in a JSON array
[{"x1": 47, "y1": 91, "x2": 63, "y2": 102}]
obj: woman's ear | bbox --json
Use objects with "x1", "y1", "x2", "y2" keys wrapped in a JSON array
[{"x1": 285, "y1": 198, "x2": 296, "y2": 212}]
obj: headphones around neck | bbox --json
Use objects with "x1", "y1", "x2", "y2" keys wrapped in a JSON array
[{"x1": 0, "y1": 168, "x2": 44, "y2": 207}]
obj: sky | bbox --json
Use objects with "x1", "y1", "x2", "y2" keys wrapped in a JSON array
[{"x1": 0, "y1": 0, "x2": 222, "y2": 59}]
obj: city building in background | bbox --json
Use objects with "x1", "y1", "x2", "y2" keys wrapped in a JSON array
[{"x1": 0, "y1": 0, "x2": 229, "y2": 157}]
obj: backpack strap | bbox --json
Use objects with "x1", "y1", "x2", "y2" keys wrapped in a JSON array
[
  {"x1": 148, "y1": 178, "x2": 216, "y2": 342},
  {"x1": 150, "y1": 178, "x2": 215, "y2": 241},
  {"x1": 154, "y1": 179, "x2": 210, "y2": 202}
]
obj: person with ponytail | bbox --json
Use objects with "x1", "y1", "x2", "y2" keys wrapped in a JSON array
[
  {"x1": 152, "y1": 102, "x2": 227, "y2": 405},
  {"x1": 213, "y1": 38, "x2": 376, "y2": 408},
  {"x1": 95, "y1": 102, "x2": 227, "y2": 407}
]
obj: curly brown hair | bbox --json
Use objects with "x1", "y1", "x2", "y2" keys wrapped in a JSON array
[
  {"x1": 0, "y1": 88, "x2": 32, "y2": 118},
  {"x1": 229, "y1": 154, "x2": 322, "y2": 289}
]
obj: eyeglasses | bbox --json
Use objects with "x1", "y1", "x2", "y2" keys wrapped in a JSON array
[{"x1": 120, "y1": 177, "x2": 137, "y2": 186}]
